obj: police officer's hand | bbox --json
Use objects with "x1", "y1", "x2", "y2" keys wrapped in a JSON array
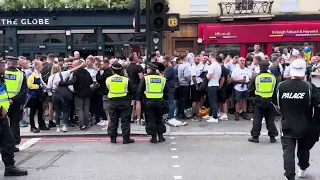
[{"x1": 9, "y1": 99, "x2": 13, "y2": 105}]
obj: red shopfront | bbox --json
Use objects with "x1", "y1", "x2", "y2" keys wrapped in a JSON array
[{"x1": 198, "y1": 20, "x2": 320, "y2": 57}]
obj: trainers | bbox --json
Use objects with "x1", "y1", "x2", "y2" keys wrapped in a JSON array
[
  {"x1": 270, "y1": 137, "x2": 276, "y2": 143},
  {"x1": 219, "y1": 113, "x2": 228, "y2": 120},
  {"x1": 241, "y1": 112, "x2": 250, "y2": 120},
  {"x1": 74, "y1": 125, "x2": 80, "y2": 131},
  {"x1": 56, "y1": 127, "x2": 61, "y2": 133},
  {"x1": 248, "y1": 137, "x2": 259, "y2": 143},
  {"x1": 191, "y1": 116, "x2": 201, "y2": 122},
  {"x1": 298, "y1": 168, "x2": 307, "y2": 178},
  {"x1": 235, "y1": 112, "x2": 240, "y2": 121},
  {"x1": 206, "y1": 117, "x2": 219, "y2": 123},
  {"x1": 80, "y1": 125, "x2": 87, "y2": 130},
  {"x1": 202, "y1": 115, "x2": 210, "y2": 119},
  {"x1": 97, "y1": 120, "x2": 107, "y2": 126},
  {"x1": 49, "y1": 121, "x2": 56, "y2": 128},
  {"x1": 62, "y1": 124, "x2": 68, "y2": 132},
  {"x1": 19, "y1": 122, "x2": 28, "y2": 127}
]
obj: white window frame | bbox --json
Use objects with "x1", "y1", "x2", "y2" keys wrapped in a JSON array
[
  {"x1": 280, "y1": 0, "x2": 300, "y2": 13},
  {"x1": 190, "y1": 0, "x2": 209, "y2": 15}
]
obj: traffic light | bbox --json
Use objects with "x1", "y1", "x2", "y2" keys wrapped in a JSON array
[{"x1": 151, "y1": 0, "x2": 166, "y2": 32}]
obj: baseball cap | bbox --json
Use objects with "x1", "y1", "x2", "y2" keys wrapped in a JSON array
[{"x1": 290, "y1": 59, "x2": 306, "y2": 77}]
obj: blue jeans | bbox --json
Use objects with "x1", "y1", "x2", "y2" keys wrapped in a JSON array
[
  {"x1": 207, "y1": 86, "x2": 219, "y2": 119},
  {"x1": 167, "y1": 92, "x2": 175, "y2": 119},
  {"x1": 52, "y1": 93, "x2": 70, "y2": 125}
]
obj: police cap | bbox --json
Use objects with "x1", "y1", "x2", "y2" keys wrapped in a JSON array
[
  {"x1": 146, "y1": 62, "x2": 158, "y2": 70},
  {"x1": 111, "y1": 63, "x2": 122, "y2": 70},
  {"x1": 5, "y1": 56, "x2": 19, "y2": 62},
  {"x1": 258, "y1": 60, "x2": 270, "y2": 67}
]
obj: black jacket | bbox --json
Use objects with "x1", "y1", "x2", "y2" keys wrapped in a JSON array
[
  {"x1": 96, "y1": 68, "x2": 113, "y2": 96},
  {"x1": 59, "y1": 68, "x2": 93, "y2": 98},
  {"x1": 137, "y1": 73, "x2": 168, "y2": 101},
  {"x1": 6, "y1": 67, "x2": 27, "y2": 105}
]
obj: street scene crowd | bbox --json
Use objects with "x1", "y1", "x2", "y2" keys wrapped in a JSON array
[{"x1": 0, "y1": 42, "x2": 320, "y2": 180}]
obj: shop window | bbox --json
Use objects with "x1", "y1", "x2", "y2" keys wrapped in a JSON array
[
  {"x1": 206, "y1": 44, "x2": 240, "y2": 57},
  {"x1": 280, "y1": 0, "x2": 299, "y2": 13},
  {"x1": 73, "y1": 34, "x2": 97, "y2": 44},
  {"x1": 18, "y1": 34, "x2": 66, "y2": 44},
  {"x1": 272, "y1": 42, "x2": 313, "y2": 54},
  {"x1": 235, "y1": 0, "x2": 253, "y2": 10},
  {"x1": 190, "y1": 0, "x2": 208, "y2": 14},
  {"x1": 103, "y1": 34, "x2": 134, "y2": 42}
]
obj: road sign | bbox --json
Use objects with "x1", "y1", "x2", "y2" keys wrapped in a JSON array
[{"x1": 165, "y1": 13, "x2": 180, "y2": 32}]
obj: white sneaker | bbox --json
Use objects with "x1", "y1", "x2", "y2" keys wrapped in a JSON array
[
  {"x1": 98, "y1": 120, "x2": 108, "y2": 126},
  {"x1": 206, "y1": 117, "x2": 219, "y2": 123},
  {"x1": 56, "y1": 127, "x2": 61, "y2": 133},
  {"x1": 202, "y1": 115, "x2": 210, "y2": 119},
  {"x1": 217, "y1": 112, "x2": 222, "y2": 118},
  {"x1": 62, "y1": 125, "x2": 68, "y2": 132},
  {"x1": 298, "y1": 168, "x2": 307, "y2": 178},
  {"x1": 219, "y1": 114, "x2": 228, "y2": 120}
]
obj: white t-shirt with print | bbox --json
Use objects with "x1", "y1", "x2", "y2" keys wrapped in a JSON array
[
  {"x1": 207, "y1": 61, "x2": 222, "y2": 87},
  {"x1": 231, "y1": 67, "x2": 252, "y2": 91},
  {"x1": 47, "y1": 71, "x2": 71, "y2": 96},
  {"x1": 190, "y1": 63, "x2": 203, "y2": 85}
]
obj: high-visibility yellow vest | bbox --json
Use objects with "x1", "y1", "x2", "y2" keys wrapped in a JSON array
[
  {"x1": 255, "y1": 73, "x2": 276, "y2": 98},
  {"x1": 4, "y1": 70, "x2": 23, "y2": 98},
  {"x1": 144, "y1": 75, "x2": 166, "y2": 99},
  {"x1": 106, "y1": 74, "x2": 129, "y2": 98},
  {"x1": 0, "y1": 84, "x2": 10, "y2": 111}
]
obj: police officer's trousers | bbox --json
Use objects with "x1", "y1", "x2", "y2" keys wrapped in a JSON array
[
  {"x1": 281, "y1": 135, "x2": 317, "y2": 179},
  {"x1": 107, "y1": 99, "x2": 132, "y2": 140},
  {"x1": 251, "y1": 98, "x2": 278, "y2": 138},
  {"x1": 145, "y1": 99, "x2": 166, "y2": 135},
  {"x1": 0, "y1": 117, "x2": 15, "y2": 167},
  {"x1": 8, "y1": 102, "x2": 23, "y2": 145}
]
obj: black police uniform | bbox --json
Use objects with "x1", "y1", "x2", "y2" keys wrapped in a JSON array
[
  {"x1": 137, "y1": 63, "x2": 168, "y2": 143},
  {"x1": 0, "y1": 59, "x2": 27, "y2": 176},
  {"x1": 107, "y1": 63, "x2": 135, "y2": 144},
  {"x1": 5, "y1": 57, "x2": 27, "y2": 150},
  {"x1": 248, "y1": 60, "x2": 278, "y2": 143},
  {"x1": 276, "y1": 71, "x2": 320, "y2": 180}
]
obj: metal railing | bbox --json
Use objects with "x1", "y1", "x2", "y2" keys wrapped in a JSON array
[{"x1": 219, "y1": 1, "x2": 274, "y2": 16}]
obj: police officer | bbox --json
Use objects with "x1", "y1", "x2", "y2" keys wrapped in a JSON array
[
  {"x1": 276, "y1": 59, "x2": 320, "y2": 180},
  {"x1": 106, "y1": 63, "x2": 135, "y2": 144},
  {"x1": 0, "y1": 59, "x2": 28, "y2": 176},
  {"x1": 137, "y1": 63, "x2": 167, "y2": 143},
  {"x1": 248, "y1": 60, "x2": 278, "y2": 143},
  {"x1": 4, "y1": 56, "x2": 27, "y2": 152}
]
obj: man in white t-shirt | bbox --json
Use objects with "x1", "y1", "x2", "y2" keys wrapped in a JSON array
[
  {"x1": 252, "y1": 44, "x2": 264, "y2": 58},
  {"x1": 231, "y1": 57, "x2": 252, "y2": 120},
  {"x1": 206, "y1": 52, "x2": 222, "y2": 122},
  {"x1": 190, "y1": 56, "x2": 203, "y2": 120}
]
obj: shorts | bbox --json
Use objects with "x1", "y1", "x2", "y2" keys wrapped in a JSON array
[
  {"x1": 217, "y1": 87, "x2": 229, "y2": 103},
  {"x1": 174, "y1": 87, "x2": 181, "y2": 100},
  {"x1": 234, "y1": 90, "x2": 248, "y2": 100},
  {"x1": 103, "y1": 95, "x2": 109, "y2": 110},
  {"x1": 191, "y1": 84, "x2": 201, "y2": 102}
]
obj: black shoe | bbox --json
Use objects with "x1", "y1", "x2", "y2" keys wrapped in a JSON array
[
  {"x1": 4, "y1": 166, "x2": 28, "y2": 176},
  {"x1": 286, "y1": 176, "x2": 295, "y2": 180},
  {"x1": 235, "y1": 113, "x2": 240, "y2": 121},
  {"x1": 248, "y1": 137, "x2": 259, "y2": 143},
  {"x1": 270, "y1": 137, "x2": 277, "y2": 143},
  {"x1": 48, "y1": 121, "x2": 56, "y2": 128},
  {"x1": 13, "y1": 147, "x2": 20, "y2": 153},
  {"x1": 149, "y1": 135, "x2": 157, "y2": 144},
  {"x1": 123, "y1": 139, "x2": 135, "y2": 144},
  {"x1": 39, "y1": 126, "x2": 50, "y2": 130},
  {"x1": 158, "y1": 134, "x2": 166, "y2": 143},
  {"x1": 110, "y1": 137, "x2": 117, "y2": 144},
  {"x1": 30, "y1": 127, "x2": 40, "y2": 133},
  {"x1": 241, "y1": 112, "x2": 250, "y2": 120}
]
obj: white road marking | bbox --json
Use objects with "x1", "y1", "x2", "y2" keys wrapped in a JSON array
[
  {"x1": 171, "y1": 148, "x2": 177, "y2": 151},
  {"x1": 171, "y1": 142, "x2": 176, "y2": 144},
  {"x1": 173, "y1": 165, "x2": 180, "y2": 168},
  {"x1": 172, "y1": 156, "x2": 179, "y2": 159},
  {"x1": 173, "y1": 176, "x2": 182, "y2": 179},
  {"x1": 18, "y1": 138, "x2": 41, "y2": 151},
  {"x1": 170, "y1": 137, "x2": 175, "y2": 139}
]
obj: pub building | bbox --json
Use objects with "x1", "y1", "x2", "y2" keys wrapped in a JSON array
[{"x1": 0, "y1": 8, "x2": 147, "y2": 59}]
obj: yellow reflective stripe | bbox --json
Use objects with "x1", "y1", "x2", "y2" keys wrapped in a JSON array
[{"x1": 123, "y1": 78, "x2": 128, "y2": 93}]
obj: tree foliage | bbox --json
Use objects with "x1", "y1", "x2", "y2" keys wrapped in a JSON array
[
  {"x1": 46, "y1": 0, "x2": 65, "y2": 9},
  {"x1": 24, "y1": 0, "x2": 45, "y2": 9}
]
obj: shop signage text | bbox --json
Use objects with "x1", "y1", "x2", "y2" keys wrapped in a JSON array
[
  {"x1": 271, "y1": 30, "x2": 319, "y2": 35},
  {"x1": 215, "y1": 32, "x2": 231, "y2": 36},
  {"x1": 0, "y1": 18, "x2": 50, "y2": 26}
]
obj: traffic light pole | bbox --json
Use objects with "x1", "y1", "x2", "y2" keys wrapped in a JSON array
[
  {"x1": 146, "y1": 0, "x2": 152, "y2": 61},
  {"x1": 134, "y1": 0, "x2": 140, "y2": 33}
]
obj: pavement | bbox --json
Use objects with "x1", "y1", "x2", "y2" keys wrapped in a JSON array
[
  {"x1": 20, "y1": 113, "x2": 281, "y2": 137},
  {"x1": 1, "y1": 135, "x2": 319, "y2": 180}
]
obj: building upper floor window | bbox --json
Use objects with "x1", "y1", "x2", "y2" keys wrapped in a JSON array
[
  {"x1": 18, "y1": 34, "x2": 66, "y2": 44},
  {"x1": 280, "y1": 0, "x2": 299, "y2": 13},
  {"x1": 73, "y1": 34, "x2": 97, "y2": 44},
  {"x1": 190, "y1": 0, "x2": 209, "y2": 14},
  {"x1": 235, "y1": 0, "x2": 253, "y2": 10}
]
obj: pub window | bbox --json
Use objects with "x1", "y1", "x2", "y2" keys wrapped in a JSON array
[
  {"x1": 235, "y1": 0, "x2": 253, "y2": 10},
  {"x1": 104, "y1": 34, "x2": 134, "y2": 42},
  {"x1": 0, "y1": 34, "x2": 4, "y2": 44},
  {"x1": 18, "y1": 34, "x2": 66, "y2": 44},
  {"x1": 73, "y1": 34, "x2": 97, "y2": 44}
]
